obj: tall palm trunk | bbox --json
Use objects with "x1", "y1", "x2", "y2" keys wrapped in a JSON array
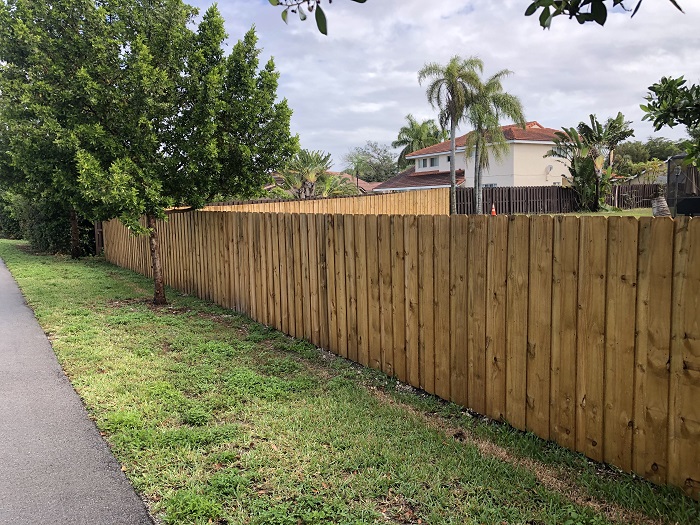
[
  {"x1": 146, "y1": 213, "x2": 167, "y2": 305},
  {"x1": 449, "y1": 120, "x2": 457, "y2": 215},
  {"x1": 473, "y1": 142, "x2": 482, "y2": 214}
]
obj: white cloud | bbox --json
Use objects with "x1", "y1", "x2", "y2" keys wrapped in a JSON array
[{"x1": 192, "y1": 0, "x2": 700, "y2": 168}]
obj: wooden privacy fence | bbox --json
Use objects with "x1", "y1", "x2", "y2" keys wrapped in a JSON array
[
  {"x1": 204, "y1": 187, "x2": 449, "y2": 215},
  {"x1": 457, "y1": 186, "x2": 578, "y2": 214},
  {"x1": 103, "y1": 212, "x2": 700, "y2": 499},
  {"x1": 606, "y1": 184, "x2": 659, "y2": 209},
  {"x1": 457, "y1": 184, "x2": 659, "y2": 215}
]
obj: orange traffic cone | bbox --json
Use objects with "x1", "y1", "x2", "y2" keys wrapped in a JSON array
[{"x1": 490, "y1": 203, "x2": 497, "y2": 216}]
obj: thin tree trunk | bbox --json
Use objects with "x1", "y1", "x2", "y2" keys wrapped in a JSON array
[
  {"x1": 449, "y1": 120, "x2": 457, "y2": 215},
  {"x1": 146, "y1": 213, "x2": 167, "y2": 305},
  {"x1": 473, "y1": 142, "x2": 482, "y2": 215},
  {"x1": 69, "y1": 208, "x2": 81, "y2": 259}
]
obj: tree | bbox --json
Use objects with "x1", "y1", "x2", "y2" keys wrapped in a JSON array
[
  {"x1": 546, "y1": 128, "x2": 599, "y2": 210},
  {"x1": 578, "y1": 112, "x2": 634, "y2": 167},
  {"x1": 419, "y1": 56, "x2": 482, "y2": 215},
  {"x1": 278, "y1": 149, "x2": 333, "y2": 199},
  {"x1": 1, "y1": 1, "x2": 297, "y2": 304},
  {"x1": 314, "y1": 173, "x2": 360, "y2": 197},
  {"x1": 644, "y1": 137, "x2": 687, "y2": 161},
  {"x1": 268, "y1": 0, "x2": 684, "y2": 32},
  {"x1": 547, "y1": 113, "x2": 634, "y2": 210},
  {"x1": 0, "y1": 0, "x2": 122, "y2": 258},
  {"x1": 463, "y1": 68, "x2": 525, "y2": 214},
  {"x1": 615, "y1": 141, "x2": 650, "y2": 164},
  {"x1": 642, "y1": 76, "x2": 700, "y2": 165},
  {"x1": 342, "y1": 141, "x2": 398, "y2": 183},
  {"x1": 392, "y1": 114, "x2": 448, "y2": 169}
]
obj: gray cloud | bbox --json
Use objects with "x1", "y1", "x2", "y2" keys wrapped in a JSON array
[{"x1": 194, "y1": 0, "x2": 700, "y2": 168}]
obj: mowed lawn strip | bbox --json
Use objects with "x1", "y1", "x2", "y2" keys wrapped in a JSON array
[{"x1": 0, "y1": 239, "x2": 697, "y2": 525}]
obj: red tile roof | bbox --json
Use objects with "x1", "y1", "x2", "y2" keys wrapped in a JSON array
[
  {"x1": 328, "y1": 171, "x2": 382, "y2": 193},
  {"x1": 405, "y1": 121, "x2": 559, "y2": 159},
  {"x1": 373, "y1": 166, "x2": 465, "y2": 191}
]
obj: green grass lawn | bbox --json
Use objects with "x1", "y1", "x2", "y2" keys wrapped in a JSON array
[
  {"x1": 568, "y1": 208, "x2": 654, "y2": 217},
  {"x1": 0, "y1": 239, "x2": 697, "y2": 525}
]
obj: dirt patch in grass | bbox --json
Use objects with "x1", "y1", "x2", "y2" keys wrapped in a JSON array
[
  {"x1": 368, "y1": 386, "x2": 662, "y2": 525},
  {"x1": 376, "y1": 490, "x2": 422, "y2": 524}
]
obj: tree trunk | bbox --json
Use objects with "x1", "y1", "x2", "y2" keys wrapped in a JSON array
[
  {"x1": 449, "y1": 120, "x2": 457, "y2": 215},
  {"x1": 69, "y1": 208, "x2": 81, "y2": 259},
  {"x1": 146, "y1": 213, "x2": 167, "y2": 305},
  {"x1": 473, "y1": 142, "x2": 482, "y2": 215}
]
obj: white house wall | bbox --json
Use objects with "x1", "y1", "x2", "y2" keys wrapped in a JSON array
[
  {"x1": 463, "y1": 147, "x2": 516, "y2": 187},
  {"x1": 414, "y1": 152, "x2": 466, "y2": 173},
  {"x1": 409, "y1": 141, "x2": 570, "y2": 187}
]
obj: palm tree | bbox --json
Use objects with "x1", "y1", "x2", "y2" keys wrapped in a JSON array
[
  {"x1": 577, "y1": 112, "x2": 634, "y2": 208},
  {"x1": 392, "y1": 114, "x2": 448, "y2": 169},
  {"x1": 546, "y1": 113, "x2": 634, "y2": 211},
  {"x1": 278, "y1": 149, "x2": 332, "y2": 199},
  {"x1": 419, "y1": 56, "x2": 483, "y2": 215},
  {"x1": 315, "y1": 173, "x2": 360, "y2": 197},
  {"x1": 464, "y1": 69, "x2": 526, "y2": 214}
]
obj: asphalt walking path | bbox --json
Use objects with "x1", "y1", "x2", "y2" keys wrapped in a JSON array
[{"x1": 0, "y1": 258, "x2": 153, "y2": 525}]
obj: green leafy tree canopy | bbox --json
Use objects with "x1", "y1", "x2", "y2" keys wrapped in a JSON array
[
  {"x1": 342, "y1": 141, "x2": 398, "y2": 183},
  {"x1": 642, "y1": 76, "x2": 700, "y2": 165}
]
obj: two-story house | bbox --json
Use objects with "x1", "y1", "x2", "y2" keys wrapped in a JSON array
[{"x1": 374, "y1": 121, "x2": 568, "y2": 192}]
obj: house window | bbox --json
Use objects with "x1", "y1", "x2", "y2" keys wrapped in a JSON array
[
  {"x1": 447, "y1": 156, "x2": 451, "y2": 163},
  {"x1": 552, "y1": 182, "x2": 561, "y2": 186},
  {"x1": 421, "y1": 159, "x2": 428, "y2": 168},
  {"x1": 483, "y1": 183, "x2": 497, "y2": 188},
  {"x1": 430, "y1": 157, "x2": 438, "y2": 167}
]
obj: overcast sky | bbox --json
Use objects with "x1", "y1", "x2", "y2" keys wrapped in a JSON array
[{"x1": 190, "y1": 0, "x2": 700, "y2": 170}]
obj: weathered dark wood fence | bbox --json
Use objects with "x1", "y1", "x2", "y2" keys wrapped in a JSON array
[{"x1": 457, "y1": 184, "x2": 659, "y2": 214}]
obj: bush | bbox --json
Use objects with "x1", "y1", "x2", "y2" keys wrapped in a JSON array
[
  {"x1": 1, "y1": 193, "x2": 95, "y2": 255},
  {"x1": 0, "y1": 192, "x2": 21, "y2": 239}
]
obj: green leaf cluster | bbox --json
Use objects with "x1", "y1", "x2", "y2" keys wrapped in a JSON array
[
  {"x1": 642, "y1": 76, "x2": 700, "y2": 165},
  {"x1": 525, "y1": 0, "x2": 683, "y2": 29},
  {"x1": 272, "y1": 0, "x2": 367, "y2": 35}
]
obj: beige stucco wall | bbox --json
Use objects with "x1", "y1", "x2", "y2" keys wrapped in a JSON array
[{"x1": 512, "y1": 142, "x2": 569, "y2": 186}]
